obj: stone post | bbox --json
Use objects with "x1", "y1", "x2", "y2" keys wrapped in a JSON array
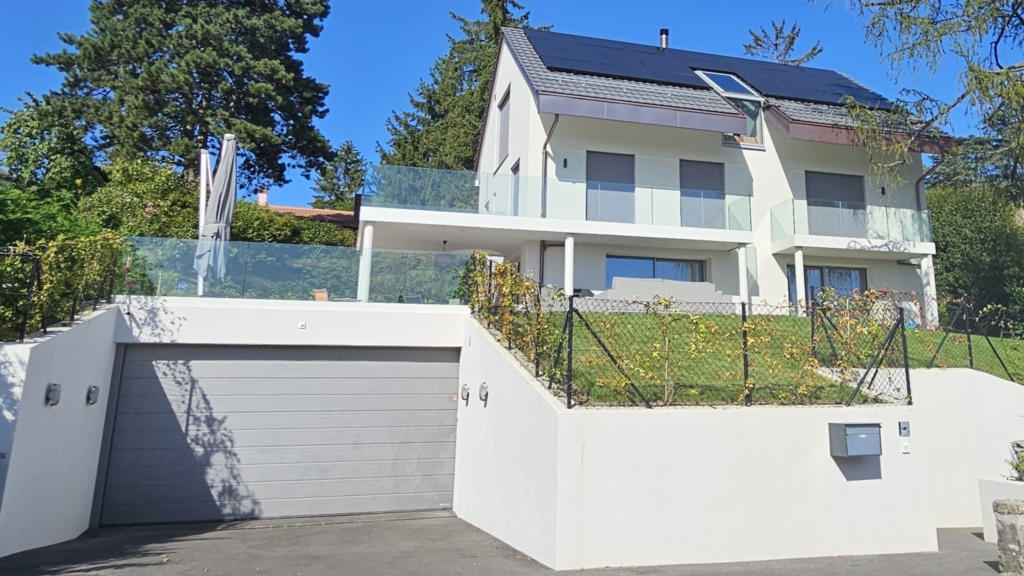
[{"x1": 995, "y1": 499, "x2": 1024, "y2": 575}]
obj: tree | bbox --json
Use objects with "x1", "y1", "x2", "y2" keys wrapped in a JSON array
[
  {"x1": 378, "y1": 0, "x2": 538, "y2": 171},
  {"x1": 743, "y1": 20, "x2": 823, "y2": 65},
  {"x1": 311, "y1": 141, "x2": 365, "y2": 210},
  {"x1": 928, "y1": 184, "x2": 1024, "y2": 308},
  {"x1": 33, "y1": 0, "x2": 333, "y2": 188},
  {"x1": 837, "y1": 1, "x2": 1024, "y2": 184}
]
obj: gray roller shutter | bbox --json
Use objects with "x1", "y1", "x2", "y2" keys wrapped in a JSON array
[{"x1": 100, "y1": 345, "x2": 459, "y2": 525}]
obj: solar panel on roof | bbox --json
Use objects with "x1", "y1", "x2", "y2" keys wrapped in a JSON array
[{"x1": 521, "y1": 28, "x2": 893, "y2": 110}]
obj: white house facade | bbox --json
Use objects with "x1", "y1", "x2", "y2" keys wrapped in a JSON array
[{"x1": 357, "y1": 27, "x2": 943, "y2": 322}]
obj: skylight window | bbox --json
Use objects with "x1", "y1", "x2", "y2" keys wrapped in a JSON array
[{"x1": 696, "y1": 71, "x2": 760, "y2": 99}]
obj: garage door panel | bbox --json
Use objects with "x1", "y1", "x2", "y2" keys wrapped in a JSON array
[
  {"x1": 121, "y1": 359, "x2": 459, "y2": 380},
  {"x1": 113, "y1": 410, "x2": 457, "y2": 433},
  {"x1": 111, "y1": 425, "x2": 457, "y2": 450},
  {"x1": 114, "y1": 393, "x2": 458, "y2": 415},
  {"x1": 101, "y1": 492, "x2": 453, "y2": 526},
  {"x1": 118, "y1": 378, "x2": 458, "y2": 397},
  {"x1": 104, "y1": 475, "x2": 456, "y2": 507},
  {"x1": 110, "y1": 441, "x2": 457, "y2": 470},
  {"x1": 102, "y1": 345, "x2": 459, "y2": 525},
  {"x1": 105, "y1": 459, "x2": 457, "y2": 488}
]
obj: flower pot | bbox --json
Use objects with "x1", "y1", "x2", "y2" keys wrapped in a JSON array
[{"x1": 979, "y1": 477, "x2": 1024, "y2": 542}]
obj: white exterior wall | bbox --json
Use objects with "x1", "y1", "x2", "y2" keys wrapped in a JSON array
[
  {"x1": 0, "y1": 309, "x2": 118, "y2": 558},
  {"x1": 454, "y1": 319, "x2": 563, "y2": 567},
  {"x1": 912, "y1": 368, "x2": 1024, "y2": 528},
  {"x1": 454, "y1": 324, "x2": 939, "y2": 570}
]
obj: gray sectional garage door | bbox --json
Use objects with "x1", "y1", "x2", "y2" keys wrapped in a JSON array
[{"x1": 100, "y1": 345, "x2": 459, "y2": 525}]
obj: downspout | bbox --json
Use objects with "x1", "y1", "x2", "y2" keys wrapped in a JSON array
[
  {"x1": 539, "y1": 240, "x2": 546, "y2": 285},
  {"x1": 540, "y1": 114, "x2": 560, "y2": 217},
  {"x1": 915, "y1": 155, "x2": 945, "y2": 211}
]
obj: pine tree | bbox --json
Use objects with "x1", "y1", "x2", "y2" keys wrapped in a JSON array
[
  {"x1": 744, "y1": 20, "x2": 823, "y2": 66},
  {"x1": 311, "y1": 141, "x2": 365, "y2": 211},
  {"x1": 32, "y1": 0, "x2": 333, "y2": 188},
  {"x1": 378, "y1": 0, "x2": 537, "y2": 171}
]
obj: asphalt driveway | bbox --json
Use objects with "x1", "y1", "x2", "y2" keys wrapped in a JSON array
[{"x1": 0, "y1": 512, "x2": 1000, "y2": 576}]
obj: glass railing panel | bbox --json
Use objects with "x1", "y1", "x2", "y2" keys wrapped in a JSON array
[
  {"x1": 124, "y1": 237, "x2": 359, "y2": 300},
  {"x1": 725, "y1": 194, "x2": 751, "y2": 231},
  {"x1": 770, "y1": 199, "x2": 795, "y2": 242},
  {"x1": 681, "y1": 189, "x2": 727, "y2": 230},
  {"x1": 369, "y1": 250, "x2": 470, "y2": 304},
  {"x1": 586, "y1": 181, "x2": 636, "y2": 224},
  {"x1": 361, "y1": 165, "x2": 480, "y2": 212}
]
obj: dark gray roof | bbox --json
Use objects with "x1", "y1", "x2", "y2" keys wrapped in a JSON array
[
  {"x1": 504, "y1": 27, "x2": 872, "y2": 127},
  {"x1": 503, "y1": 28, "x2": 739, "y2": 117}
]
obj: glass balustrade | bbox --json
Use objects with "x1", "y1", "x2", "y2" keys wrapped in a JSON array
[{"x1": 770, "y1": 199, "x2": 932, "y2": 243}]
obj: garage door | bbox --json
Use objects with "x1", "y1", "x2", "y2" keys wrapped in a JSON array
[{"x1": 100, "y1": 345, "x2": 459, "y2": 525}]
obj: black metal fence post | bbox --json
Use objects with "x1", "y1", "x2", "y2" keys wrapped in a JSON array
[
  {"x1": 565, "y1": 295, "x2": 575, "y2": 409},
  {"x1": 741, "y1": 301, "x2": 751, "y2": 406},
  {"x1": 809, "y1": 300, "x2": 816, "y2": 359},
  {"x1": 899, "y1": 307, "x2": 912, "y2": 404},
  {"x1": 965, "y1": 302, "x2": 975, "y2": 369}
]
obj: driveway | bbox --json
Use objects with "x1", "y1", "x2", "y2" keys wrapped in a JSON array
[{"x1": 0, "y1": 512, "x2": 999, "y2": 576}]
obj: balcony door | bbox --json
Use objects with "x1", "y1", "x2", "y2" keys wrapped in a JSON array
[
  {"x1": 586, "y1": 151, "x2": 635, "y2": 223},
  {"x1": 680, "y1": 160, "x2": 726, "y2": 229},
  {"x1": 787, "y1": 265, "x2": 867, "y2": 304},
  {"x1": 805, "y1": 172, "x2": 866, "y2": 237}
]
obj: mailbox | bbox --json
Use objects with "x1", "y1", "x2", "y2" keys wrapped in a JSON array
[{"x1": 829, "y1": 423, "x2": 882, "y2": 457}]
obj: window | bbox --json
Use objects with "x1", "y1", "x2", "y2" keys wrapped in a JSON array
[
  {"x1": 586, "y1": 151, "x2": 636, "y2": 223},
  {"x1": 787, "y1": 265, "x2": 867, "y2": 304},
  {"x1": 679, "y1": 160, "x2": 726, "y2": 229},
  {"x1": 606, "y1": 256, "x2": 706, "y2": 289},
  {"x1": 805, "y1": 172, "x2": 867, "y2": 237},
  {"x1": 695, "y1": 71, "x2": 764, "y2": 147},
  {"x1": 497, "y1": 89, "x2": 511, "y2": 166}
]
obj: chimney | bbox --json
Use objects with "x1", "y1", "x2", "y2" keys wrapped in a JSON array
[
  {"x1": 257, "y1": 189, "x2": 268, "y2": 206},
  {"x1": 660, "y1": 28, "x2": 669, "y2": 49}
]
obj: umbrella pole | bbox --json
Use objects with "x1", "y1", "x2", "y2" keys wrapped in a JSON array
[{"x1": 197, "y1": 150, "x2": 210, "y2": 296}]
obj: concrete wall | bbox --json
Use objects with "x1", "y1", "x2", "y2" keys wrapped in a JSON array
[
  {"x1": 555, "y1": 405, "x2": 936, "y2": 569},
  {"x1": 453, "y1": 323, "x2": 938, "y2": 570},
  {"x1": 115, "y1": 296, "x2": 469, "y2": 347},
  {"x1": 0, "y1": 309, "x2": 118, "y2": 558},
  {"x1": 912, "y1": 368, "x2": 1024, "y2": 528},
  {"x1": 454, "y1": 319, "x2": 563, "y2": 567}
]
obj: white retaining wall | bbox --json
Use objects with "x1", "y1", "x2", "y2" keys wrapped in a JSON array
[
  {"x1": 912, "y1": 368, "x2": 1024, "y2": 528},
  {"x1": 0, "y1": 308, "x2": 119, "y2": 558},
  {"x1": 455, "y1": 320, "x2": 938, "y2": 570}
]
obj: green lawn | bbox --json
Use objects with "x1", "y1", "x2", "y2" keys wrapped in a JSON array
[{"x1": 541, "y1": 310, "x2": 1024, "y2": 407}]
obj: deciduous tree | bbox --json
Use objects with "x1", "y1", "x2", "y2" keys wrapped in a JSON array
[{"x1": 743, "y1": 20, "x2": 823, "y2": 65}]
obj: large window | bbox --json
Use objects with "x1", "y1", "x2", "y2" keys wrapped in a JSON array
[
  {"x1": 586, "y1": 151, "x2": 636, "y2": 223},
  {"x1": 787, "y1": 265, "x2": 867, "y2": 304},
  {"x1": 679, "y1": 159, "x2": 726, "y2": 229},
  {"x1": 606, "y1": 256, "x2": 706, "y2": 289},
  {"x1": 497, "y1": 89, "x2": 510, "y2": 166}
]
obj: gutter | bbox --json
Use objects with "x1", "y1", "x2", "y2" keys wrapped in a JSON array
[{"x1": 540, "y1": 114, "x2": 560, "y2": 217}]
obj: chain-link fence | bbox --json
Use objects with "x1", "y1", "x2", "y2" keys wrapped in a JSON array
[{"x1": 464, "y1": 253, "x2": 912, "y2": 409}]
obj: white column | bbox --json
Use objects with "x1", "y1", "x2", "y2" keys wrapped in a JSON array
[
  {"x1": 920, "y1": 255, "x2": 939, "y2": 328},
  {"x1": 356, "y1": 223, "x2": 374, "y2": 302},
  {"x1": 564, "y1": 235, "x2": 575, "y2": 297},
  {"x1": 737, "y1": 244, "x2": 749, "y2": 305},
  {"x1": 794, "y1": 247, "x2": 806, "y2": 314}
]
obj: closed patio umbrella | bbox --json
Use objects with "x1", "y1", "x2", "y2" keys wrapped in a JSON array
[{"x1": 194, "y1": 134, "x2": 238, "y2": 283}]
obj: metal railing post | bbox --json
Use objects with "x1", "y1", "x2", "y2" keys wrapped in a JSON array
[
  {"x1": 965, "y1": 301, "x2": 975, "y2": 369},
  {"x1": 565, "y1": 295, "x2": 575, "y2": 409},
  {"x1": 742, "y1": 301, "x2": 751, "y2": 406},
  {"x1": 899, "y1": 307, "x2": 912, "y2": 404},
  {"x1": 809, "y1": 300, "x2": 816, "y2": 358}
]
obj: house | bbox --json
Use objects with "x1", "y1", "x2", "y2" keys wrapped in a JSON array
[
  {"x1": 256, "y1": 189, "x2": 357, "y2": 228},
  {"x1": 357, "y1": 27, "x2": 945, "y2": 322}
]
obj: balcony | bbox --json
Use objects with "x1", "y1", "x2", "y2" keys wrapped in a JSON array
[
  {"x1": 359, "y1": 165, "x2": 752, "y2": 240},
  {"x1": 769, "y1": 198, "x2": 935, "y2": 259}
]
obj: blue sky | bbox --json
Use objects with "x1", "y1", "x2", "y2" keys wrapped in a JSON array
[{"x1": 0, "y1": 0, "x2": 968, "y2": 206}]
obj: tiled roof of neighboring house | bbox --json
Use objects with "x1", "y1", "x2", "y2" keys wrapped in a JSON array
[
  {"x1": 265, "y1": 205, "x2": 357, "y2": 227},
  {"x1": 503, "y1": 28, "x2": 740, "y2": 117}
]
